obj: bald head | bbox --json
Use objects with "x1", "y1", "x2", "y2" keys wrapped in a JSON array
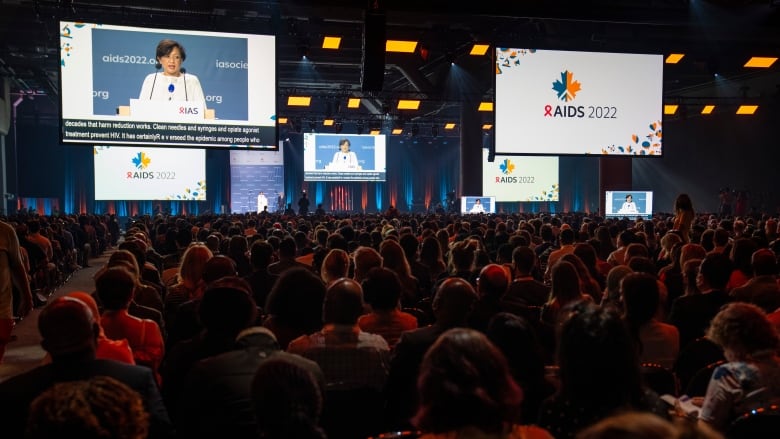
[
  {"x1": 477, "y1": 263, "x2": 510, "y2": 298},
  {"x1": 38, "y1": 296, "x2": 98, "y2": 357},
  {"x1": 323, "y1": 277, "x2": 365, "y2": 325}
]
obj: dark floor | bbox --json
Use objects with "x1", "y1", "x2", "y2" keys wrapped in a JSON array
[{"x1": 0, "y1": 250, "x2": 114, "y2": 383}]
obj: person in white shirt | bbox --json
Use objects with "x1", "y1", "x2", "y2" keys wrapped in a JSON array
[
  {"x1": 469, "y1": 198, "x2": 486, "y2": 213},
  {"x1": 256, "y1": 191, "x2": 269, "y2": 214},
  {"x1": 329, "y1": 138, "x2": 359, "y2": 170},
  {"x1": 138, "y1": 39, "x2": 206, "y2": 105},
  {"x1": 618, "y1": 194, "x2": 638, "y2": 215}
]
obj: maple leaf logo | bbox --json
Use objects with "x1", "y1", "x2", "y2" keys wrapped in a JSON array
[
  {"x1": 499, "y1": 158, "x2": 515, "y2": 175},
  {"x1": 132, "y1": 152, "x2": 151, "y2": 169},
  {"x1": 552, "y1": 70, "x2": 582, "y2": 102}
]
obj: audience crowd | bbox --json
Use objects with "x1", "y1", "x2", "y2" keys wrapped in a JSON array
[{"x1": 2, "y1": 199, "x2": 780, "y2": 438}]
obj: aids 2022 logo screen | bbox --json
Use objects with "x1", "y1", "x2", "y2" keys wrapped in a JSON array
[
  {"x1": 482, "y1": 150, "x2": 559, "y2": 202},
  {"x1": 94, "y1": 146, "x2": 206, "y2": 200},
  {"x1": 495, "y1": 48, "x2": 663, "y2": 156}
]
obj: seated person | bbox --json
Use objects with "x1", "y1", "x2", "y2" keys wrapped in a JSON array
[
  {"x1": 618, "y1": 194, "x2": 639, "y2": 215},
  {"x1": 328, "y1": 138, "x2": 360, "y2": 170},
  {"x1": 469, "y1": 198, "x2": 486, "y2": 213}
]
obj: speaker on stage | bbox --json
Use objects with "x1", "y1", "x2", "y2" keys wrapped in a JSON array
[{"x1": 361, "y1": 6, "x2": 386, "y2": 92}]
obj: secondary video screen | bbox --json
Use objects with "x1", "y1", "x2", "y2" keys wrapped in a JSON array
[
  {"x1": 495, "y1": 48, "x2": 663, "y2": 156},
  {"x1": 303, "y1": 133, "x2": 386, "y2": 182},
  {"x1": 93, "y1": 146, "x2": 205, "y2": 200},
  {"x1": 604, "y1": 190, "x2": 654, "y2": 219},
  {"x1": 60, "y1": 21, "x2": 277, "y2": 149},
  {"x1": 460, "y1": 196, "x2": 496, "y2": 214}
]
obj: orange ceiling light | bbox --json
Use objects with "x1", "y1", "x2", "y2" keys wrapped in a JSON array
[
  {"x1": 444, "y1": 122, "x2": 456, "y2": 130},
  {"x1": 744, "y1": 57, "x2": 777, "y2": 68},
  {"x1": 478, "y1": 102, "x2": 494, "y2": 112},
  {"x1": 482, "y1": 123, "x2": 493, "y2": 130},
  {"x1": 665, "y1": 53, "x2": 685, "y2": 64},
  {"x1": 663, "y1": 104, "x2": 678, "y2": 115},
  {"x1": 277, "y1": 117, "x2": 288, "y2": 124},
  {"x1": 369, "y1": 129, "x2": 381, "y2": 135},
  {"x1": 397, "y1": 99, "x2": 421, "y2": 110},
  {"x1": 736, "y1": 105, "x2": 758, "y2": 115},
  {"x1": 470, "y1": 44, "x2": 490, "y2": 56},
  {"x1": 701, "y1": 105, "x2": 715, "y2": 115},
  {"x1": 322, "y1": 36, "x2": 341, "y2": 49},
  {"x1": 391, "y1": 127, "x2": 403, "y2": 135},
  {"x1": 347, "y1": 98, "x2": 361, "y2": 108},
  {"x1": 287, "y1": 96, "x2": 311, "y2": 107},
  {"x1": 323, "y1": 118, "x2": 335, "y2": 126},
  {"x1": 386, "y1": 40, "x2": 418, "y2": 53}
]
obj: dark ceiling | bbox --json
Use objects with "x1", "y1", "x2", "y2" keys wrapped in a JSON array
[{"x1": 2, "y1": 0, "x2": 779, "y2": 135}]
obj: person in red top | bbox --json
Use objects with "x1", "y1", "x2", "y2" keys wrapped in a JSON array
[
  {"x1": 358, "y1": 267, "x2": 418, "y2": 348},
  {"x1": 96, "y1": 266, "x2": 165, "y2": 386},
  {"x1": 40, "y1": 291, "x2": 135, "y2": 366}
]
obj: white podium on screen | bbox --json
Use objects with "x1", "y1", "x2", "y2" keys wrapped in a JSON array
[{"x1": 117, "y1": 99, "x2": 215, "y2": 121}]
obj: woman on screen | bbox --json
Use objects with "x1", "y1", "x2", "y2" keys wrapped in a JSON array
[
  {"x1": 618, "y1": 194, "x2": 638, "y2": 215},
  {"x1": 469, "y1": 198, "x2": 486, "y2": 213},
  {"x1": 329, "y1": 138, "x2": 359, "y2": 170},
  {"x1": 139, "y1": 39, "x2": 206, "y2": 104}
]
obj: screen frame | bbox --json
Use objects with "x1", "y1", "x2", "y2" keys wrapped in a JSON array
[
  {"x1": 302, "y1": 132, "x2": 387, "y2": 182},
  {"x1": 460, "y1": 196, "x2": 496, "y2": 214},
  {"x1": 58, "y1": 19, "x2": 278, "y2": 150},
  {"x1": 604, "y1": 190, "x2": 654, "y2": 219},
  {"x1": 493, "y1": 47, "x2": 664, "y2": 158}
]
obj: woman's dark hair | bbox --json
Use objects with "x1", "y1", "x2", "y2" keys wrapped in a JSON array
[
  {"x1": 621, "y1": 273, "x2": 661, "y2": 356},
  {"x1": 251, "y1": 357, "x2": 326, "y2": 439},
  {"x1": 556, "y1": 302, "x2": 645, "y2": 409},
  {"x1": 486, "y1": 313, "x2": 550, "y2": 424},
  {"x1": 155, "y1": 39, "x2": 186, "y2": 61},
  {"x1": 264, "y1": 267, "x2": 325, "y2": 333},
  {"x1": 674, "y1": 193, "x2": 693, "y2": 212},
  {"x1": 413, "y1": 328, "x2": 522, "y2": 434},
  {"x1": 361, "y1": 267, "x2": 402, "y2": 311}
]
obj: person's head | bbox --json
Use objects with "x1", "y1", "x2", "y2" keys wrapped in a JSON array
[
  {"x1": 475, "y1": 198, "x2": 482, "y2": 204},
  {"x1": 674, "y1": 193, "x2": 693, "y2": 212},
  {"x1": 155, "y1": 39, "x2": 186, "y2": 76},
  {"x1": 322, "y1": 277, "x2": 364, "y2": 325},
  {"x1": 251, "y1": 357, "x2": 326, "y2": 439},
  {"x1": 476, "y1": 263, "x2": 510, "y2": 299},
  {"x1": 95, "y1": 266, "x2": 136, "y2": 311},
  {"x1": 707, "y1": 302, "x2": 779, "y2": 362},
  {"x1": 512, "y1": 245, "x2": 537, "y2": 275},
  {"x1": 604, "y1": 265, "x2": 633, "y2": 305},
  {"x1": 486, "y1": 313, "x2": 546, "y2": 387},
  {"x1": 361, "y1": 267, "x2": 402, "y2": 312},
  {"x1": 249, "y1": 239, "x2": 274, "y2": 270},
  {"x1": 38, "y1": 296, "x2": 99, "y2": 359},
  {"x1": 320, "y1": 248, "x2": 350, "y2": 285},
  {"x1": 265, "y1": 267, "x2": 326, "y2": 333},
  {"x1": 751, "y1": 248, "x2": 777, "y2": 276},
  {"x1": 621, "y1": 272, "x2": 661, "y2": 327},
  {"x1": 431, "y1": 277, "x2": 478, "y2": 326},
  {"x1": 413, "y1": 328, "x2": 522, "y2": 434},
  {"x1": 199, "y1": 276, "x2": 258, "y2": 337},
  {"x1": 201, "y1": 254, "x2": 238, "y2": 284},
  {"x1": 26, "y1": 376, "x2": 149, "y2": 439},
  {"x1": 352, "y1": 245, "x2": 383, "y2": 282},
  {"x1": 556, "y1": 302, "x2": 644, "y2": 406},
  {"x1": 338, "y1": 138, "x2": 351, "y2": 152},
  {"x1": 178, "y1": 243, "x2": 213, "y2": 288},
  {"x1": 697, "y1": 252, "x2": 732, "y2": 291},
  {"x1": 626, "y1": 194, "x2": 633, "y2": 202},
  {"x1": 550, "y1": 260, "x2": 582, "y2": 304}
]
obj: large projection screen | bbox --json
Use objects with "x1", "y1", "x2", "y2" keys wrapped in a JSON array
[
  {"x1": 495, "y1": 48, "x2": 663, "y2": 156},
  {"x1": 60, "y1": 21, "x2": 277, "y2": 149}
]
